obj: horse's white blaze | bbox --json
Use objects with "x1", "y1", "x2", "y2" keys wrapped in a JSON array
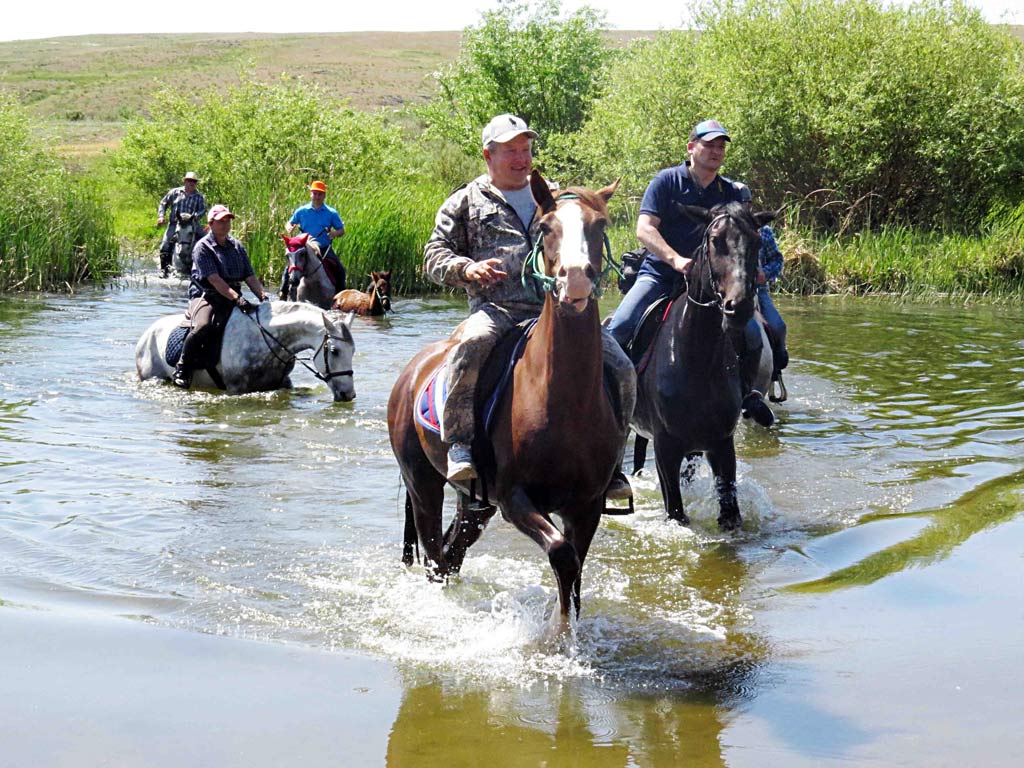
[{"x1": 554, "y1": 203, "x2": 593, "y2": 303}]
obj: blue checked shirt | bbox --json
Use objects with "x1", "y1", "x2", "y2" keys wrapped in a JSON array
[
  {"x1": 188, "y1": 232, "x2": 254, "y2": 299},
  {"x1": 158, "y1": 186, "x2": 207, "y2": 225},
  {"x1": 759, "y1": 225, "x2": 784, "y2": 282}
]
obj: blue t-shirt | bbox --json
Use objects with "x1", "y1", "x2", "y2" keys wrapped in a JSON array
[
  {"x1": 639, "y1": 163, "x2": 748, "y2": 258},
  {"x1": 289, "y1": 203, "x2": 344, "y2": 250}
]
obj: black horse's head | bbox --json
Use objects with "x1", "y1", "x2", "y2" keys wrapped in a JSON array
[{"x1": 677, "y1": 201, "x2": 775, "y2": 328}]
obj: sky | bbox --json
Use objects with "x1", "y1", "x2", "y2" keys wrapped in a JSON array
[{"x1": 1, "y1": 0, "x2": 1021, "y2": 41}]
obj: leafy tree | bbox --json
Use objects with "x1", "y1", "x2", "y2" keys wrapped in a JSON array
[
  {"x1": 420, "y1": 0, "x2": 610, "y2": 158},
  {"x1": 576, "y1": 0, "x2": 1024, "y2": 232}
]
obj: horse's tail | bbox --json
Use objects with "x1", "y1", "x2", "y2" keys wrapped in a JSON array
[{"x1": 402, "y1": 491, "x2": 419, "y2": 567}]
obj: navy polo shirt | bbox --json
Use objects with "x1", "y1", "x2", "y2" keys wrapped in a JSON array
[{"x1": 639, "y1": 163, "x2": 748, "y2": 259}]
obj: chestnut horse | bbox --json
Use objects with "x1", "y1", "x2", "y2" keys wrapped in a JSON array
[
  {"x1": 387, "y1": 173, "x2": 631, "y2": 627},
  {"x1": 332, "y1": 270, "x2": 392, "y2": 316},
  {"x1": 632, "y1": 201, "x2": 775, "y2": 530}
]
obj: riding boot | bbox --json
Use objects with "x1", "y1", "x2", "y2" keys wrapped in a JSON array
[
  {"x1": 739, "y1": 348, "x2": 775, "y2": 428},
  {"x1": 159, "y1": 250, "x2": 171, "y2": 278},
  {"x1": 171, "y1": 360, "x2": 191, "y2": 389}
]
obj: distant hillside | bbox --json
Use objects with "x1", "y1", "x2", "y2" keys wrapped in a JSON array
[{"x1": 0, "y1": 30, "x2": 649, "y2": 157}]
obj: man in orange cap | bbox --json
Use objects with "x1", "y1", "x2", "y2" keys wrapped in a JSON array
[{"x1": 279, "y1": 180, "x2": 347, "y2": 300}]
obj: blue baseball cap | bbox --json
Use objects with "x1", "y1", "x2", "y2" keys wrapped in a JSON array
[{"x1": 690, "y1": 119, "x2": 731, "y2": 142}]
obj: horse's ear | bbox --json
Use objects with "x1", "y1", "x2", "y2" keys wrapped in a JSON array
[
  {"x1": 754, "y1": 209, "x2": 778, "y2": 228},
  {"x1": 598, "y1": 178, "x2": 620, "y2": 203},
  {"x1": 676, "y1": 203, "x2": 713, "y2": 223},
  {"x1": 530, "y1": 171, "x2": 557, "y2": 215}
]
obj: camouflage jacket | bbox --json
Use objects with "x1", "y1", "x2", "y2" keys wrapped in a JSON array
[{"x1": 424, "y1": 174, "x2": 547, "y2": 314}]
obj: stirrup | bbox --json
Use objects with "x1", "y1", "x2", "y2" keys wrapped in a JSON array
[{"x1": 769, "y1": 372, "x2": 788, "y2": 403}]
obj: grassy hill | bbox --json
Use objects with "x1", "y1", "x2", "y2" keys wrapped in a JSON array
[
  {"x1": 0, "y1": 32, "x2": 462, "y2": 156},
  {"x1": 0, "y1": 30, "x2": 649, "y2": 160}
]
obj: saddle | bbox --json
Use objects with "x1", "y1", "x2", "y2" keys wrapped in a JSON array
[
  {"x1": 163, "y1": 307, "x2": 230, "y2": 390},
  {"x1": 415, "y1": 318, "x2": 626, "y2": 478}
]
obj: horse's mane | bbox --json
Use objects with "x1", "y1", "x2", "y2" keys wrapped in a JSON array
[
  {"x1": 559, "y1": 186, "x2": 610, "y2": 216},
  {"x1": 305, "y1": 239, "x2": 322, "y2": 257}
]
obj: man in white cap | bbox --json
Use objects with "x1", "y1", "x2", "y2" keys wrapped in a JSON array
[
  {"x1": 424, "y1": 114, "x2": 634, "y2": 497},
  {"x1": 157, "y1": 171, "x2": 206, "y2": 277}
]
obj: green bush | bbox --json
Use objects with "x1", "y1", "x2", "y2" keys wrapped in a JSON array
[
  {"x1": 0, "y1": 96, "x2": 118, "y2": 292},
  {"x1": 419, "y1": 0, "x2": 610, "y2": 160},
  {"x1": 576, "y1": 0, "x2": 1024, "y2": 233},
  {"x1": 113, "y1": 78, "x2": 438, "y2": 286}
]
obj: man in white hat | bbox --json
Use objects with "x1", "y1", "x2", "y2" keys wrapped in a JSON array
[
  {"x1": 423, "y1": 114, "x2": 634, "y2": 498},
  {"x1": 157, "y1": 171, "x2": 206, "y2": 277}
]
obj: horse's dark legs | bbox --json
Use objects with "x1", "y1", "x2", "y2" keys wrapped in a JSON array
[
  {"x1": 402, "y1": 493, "x2": 417, "y2": 566},
  {"x1": 706, "y1": 440, "x2": 741, "y2": 531},
  {"x1": 653, "y1": 437, "x2": 689, "y2": 525},
  {"x1": 503, "y1": 487, "x2": 580, "y2": 619},
  {"x1": 561, "y1": 501, "x2": 602, "y2": 618},
  {"x1": 402, "y1": 470, "x2": 447, "y2": 579},
  {"x1": 442, "y1": 493, "x2": 498, "y2": 575},
  {"x1": 631, "y1": 434, "x2": 649, "y2": 475}
]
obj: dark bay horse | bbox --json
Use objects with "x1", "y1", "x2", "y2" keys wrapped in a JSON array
[
  {"x1": 387, "y1": 172, "x2": 631, "y2": 629},
  {"x1": 332, "y1": 270, "x2": 392, "y2": 316},
  {"x1": 632, "y1": 201, "x2": 775, "y2": 530}
]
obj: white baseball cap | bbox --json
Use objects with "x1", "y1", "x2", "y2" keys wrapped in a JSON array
[{"x1": 481, "y1": 114, "x2": 538, "y2": 147}]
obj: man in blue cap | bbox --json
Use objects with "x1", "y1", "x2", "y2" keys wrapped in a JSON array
[{"x1": 605, "y1": 118, "x2": 775, "y2": 426}]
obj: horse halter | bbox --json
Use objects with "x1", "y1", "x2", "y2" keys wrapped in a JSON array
[{"x1": 521, "y1": 193, "x2": 614, "y2": 300}]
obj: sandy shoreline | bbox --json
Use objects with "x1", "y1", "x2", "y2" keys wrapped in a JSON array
[{"x1": 1, "y1": 605, "x2": 401, "y2": 767}]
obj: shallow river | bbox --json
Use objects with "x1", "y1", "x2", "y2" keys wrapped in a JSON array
[{"x1": 1, "y1": 270, "x2": 1023, "y2": 766}]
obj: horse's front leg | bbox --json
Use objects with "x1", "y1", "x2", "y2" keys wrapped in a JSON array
[
  {"x1": 502, "y1": 487, "x2": 580, "y2": 624},
  {"x1": 442, "y1": 492, "x2": 498, "y2": 575},
  {"x1": 561, "y1": 499, "x2": 603, "y2": 618},
  {"x1": 706, "y1": 438, "x2": 741, "y2": 531},
  {"x1": 653, "y1": 435, "x2": 689, "y2": 525}
]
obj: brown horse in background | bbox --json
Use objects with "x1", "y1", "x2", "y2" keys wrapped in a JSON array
[
  {"x1": 332, "y1": 270, "x2": 392, "y2": 316},
  {"x1": 387, "y1": 172, "x2": 631, "y2": 628}
]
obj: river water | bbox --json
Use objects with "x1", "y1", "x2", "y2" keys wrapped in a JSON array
[{"x1": 1, "y1": 271, "x2": 1023, "y2": 766}]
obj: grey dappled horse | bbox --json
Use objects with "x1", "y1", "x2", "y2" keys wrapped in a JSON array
[
  {"x1": 135, "y1": 300, "x2": 356, "y2": 401},
  {"x1": 281, "y1": 234, "x2": 337, "y2": 310}
]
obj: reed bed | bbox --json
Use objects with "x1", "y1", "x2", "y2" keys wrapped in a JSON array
[{"x1": 0, "y1": 97, "x2": 119, "y2": 292}]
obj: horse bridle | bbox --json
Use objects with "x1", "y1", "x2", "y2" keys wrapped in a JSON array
[
  {"x1": 243, "y1": 311, "x2": 353, "y2": 383},
  {"x1": 521, "y1": 193, "x2": 615, "y2": 300},
  {"x1": 687, "y1": 212, "x2": 755, "y2": 316}
]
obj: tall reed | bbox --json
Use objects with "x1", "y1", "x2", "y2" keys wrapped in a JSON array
[{"x1": 0, "y1": 96, "x2": 119, "y2": 291}]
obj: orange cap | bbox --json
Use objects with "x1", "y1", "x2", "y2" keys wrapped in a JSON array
[{"x1": 309, "y1": 180, "x2": 327, "y2": 193}]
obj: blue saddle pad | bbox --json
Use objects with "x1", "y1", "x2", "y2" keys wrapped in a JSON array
[
  {"x1": 414, "y1": 362, "x2": 447, "y2": 436},
  {"x1": 164, "y1": 325, "x2": 189, "y2": 367}
]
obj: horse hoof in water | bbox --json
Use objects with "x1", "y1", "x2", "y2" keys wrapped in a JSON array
[{"x1": 717, "y1": 512, "x2": 742, "y2": 532}]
